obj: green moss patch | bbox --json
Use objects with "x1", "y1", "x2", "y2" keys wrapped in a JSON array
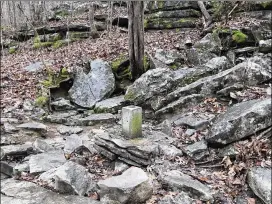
[
  {"x1": 8, "y1": 47, "x2": 16, "y2": 54},
  {"x1": 232, "y1": 31, "x2": 248, "y2": 43},
  {"x1": 33, "y1": 42, "x2": 53, "y2": 49},
  {"x1": 35, "y1": 96, "x2": 48, "y2": 107}
]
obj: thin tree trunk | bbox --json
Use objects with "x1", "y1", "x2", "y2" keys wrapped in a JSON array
[{"x1": 128, "y1": 1, "x2": 144, "y2": 80}]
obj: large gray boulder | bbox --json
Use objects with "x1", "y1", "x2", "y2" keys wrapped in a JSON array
[
  {"x1": 207, "y1": 98, "x2": 271, "y2": 146},
  {"x1": 53, "y1": 161, "x2": 94, "y2": 196},
  {"x1": 146, "y1": 1, "x2": 199, "y2": 12},
  {"x1": 247, "y1": 167, "x2": 271, "y2": 204},
  {"x1": 124, "y1": 68, "x2": 175, "y2": 104},
  {"x1": 1, "y1": 179, "x2": 99, "y2": 204},
  {"x1": 69, "y1": 59, "x2": 115, "y2": 108},
  {"x1": 160, "y1": 170, "x2": 213, "y2": 202},
  {"x1": 98, "y1": 167, "x2": 153, "y2": 204},
  {"x1": 154, "y1": 49, "x2": 184, "y2": 66}
]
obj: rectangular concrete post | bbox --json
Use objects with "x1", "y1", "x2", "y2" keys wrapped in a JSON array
[{"x1": 122, "y1": 106, "x2": 142, "y2": 138}]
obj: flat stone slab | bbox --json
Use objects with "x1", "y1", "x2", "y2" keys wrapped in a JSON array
[
  {"x1": 94, "y1": 133, "x2": 158, "y2": 166},
  {"x1": 98, "y1": 167, "x2": 153, "y2": 203},
  {"x1": 207, "y1": 98, "x2": 271, "y2": 146},
  {"x1": 94, "y1": 95, "x2": 126, "y2": 113},
  {"x1": 17, "y1": 122, "x2": 47, "y2": 132},
  {"x1": 161, "y1": 170, "x2": 214, "y2": 202},
  {"x1": 1, "y1": 144, "x2": 34, "y2": 160},
  {"x1": 29, "y1": 150, "x2": 66, "y2": 174},
  {"x1": 66, "y1": 113, "x2": 117, "y2": 126},
  {"x1": 183, "y1": 140, "x2": 208, "y2": 160},
  {"x1": 57, "y1": 125, "x2": 83, "y2": 135},
  {"x1": 1, "y1": 179, "x2": 100, "y2": 204}
]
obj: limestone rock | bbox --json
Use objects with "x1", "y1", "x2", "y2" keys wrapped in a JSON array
[
  {"x1": 29, "y1": 150, "x2": 66, "y2": 174},
  {"x1": 154, "y1": 49, "x2": 184, "y2": 66},
  {"x1": 0, "y1": 161, "x2": 14, "y2": 177},
  {"x1": 33, "y1": 139, "x2": 55, "y2": 153},
  {"x1": 94, "y1": 133, "x2": 158, "y2": 166},
  {"x1": 146, "y1": 1, "x2": 199, "y2": 12},
  {"x1": 259, "y1": 39, "x2": 272, "y2": 53},
  {"x1": 1, "y1": 144, "x2": 34, "y2": 160},
  {"x1": 98, "y1": 167, "x2": 153, "y2": 204},
  {"x1": 207, "y1": 98, "x2": 271, "y2": 146},
  {"x1": 247, "y1": 167, "x2": 271, "y2": 204},
  {"x1": 1, "y1": 179, "x2": 99, "y2": 204},
  {"x1": 125, "y1": 68, "x2": 175, "y2": 105},
  {"x1": 94, "y1": 95, "x2": 126, "y2": 113},
  {"x1": 44, "y1": 111, "x2": 78, "y2": 124},
  {"x1": 145, "y1": 18, "x2": 197, "y2": 30},
  {"x1": 51, "y1": 98, "x2": 75, "y2": 111},
  {"x1": 53, "y1": 161, "x2": 94, "y2": 196},
  {"x1": 69, "y1": 59, "x2": 115, "y2": 108},
  {"x1": 64, "y1": 134, "x2": 84, "y2": 154},
  {"x1": 194, "y1": 33, "x2": 222, "y2": 55},
  {"x1": 57, "y1": 125, "x2": 83, "y2": 135},
  {"x1": 3, "y1": 123, "x2": 18, "y2": 133},
  {"x1": 161, "y1": 170, "x2": 213, "y2": 202},
  {"x1": 17, "y1": 122, "x2": 47, "y2": 132},
  {"x1": 66, "y1": 113, "x2": 117, "y2": 126},
  {"x1": 155, "y1": 56, "x2": 272, "y2": 111},
  {"x1": 183, "y1": 140, "x2": 208, "y2": 160}
]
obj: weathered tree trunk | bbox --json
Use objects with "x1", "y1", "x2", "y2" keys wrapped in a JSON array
[{"x1": 128, "y1": 1, "x2": 144, "y2": 80}]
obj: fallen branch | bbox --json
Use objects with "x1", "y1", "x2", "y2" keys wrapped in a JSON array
[{"x1": 197, "y1": 1, "x2": 213, "y2": 28}]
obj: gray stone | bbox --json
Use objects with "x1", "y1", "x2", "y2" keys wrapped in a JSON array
[
  {"x1": 33, "y1": 139, "x2": 55, "y2": 153},
  {"x1": 17, "y1": 122, "x2": 47, "y2": 132},
  {"x1": 66, "y1": 113, "x2": 117, "y2": 126},
  {"x1": 207, "y1": 98, "x2": 271, "y2": 146},
  {"x1": 259, "y1": 39, "x2": 272, "y2": 53},
  {"x1": 54, "y1": 161, "x2": 94, "y2": 196},
  {"x1": 64, "y1": 134, "x2": 84, "y2": 154},
  {"x1": 24, "y1": 61, "x2": 53, "y2": 72},
  {"x1": 94, "y1": 133, "x2": 158, "y2": 166},
  {"x1": 14, "y1": 162, "x2": 30, "y2": 173},
  {"x1": 1, "y1": 179, "x2": 100, "y2": 204},
  {"x1": 172, "y1": 113, "x2": 214, "y2": 130},
  {"x1": 154, "y1": 49, "x2": 184, "y2": 66},
  {"x1": 145, "y1": 17, "x2": 197, "y2": 30},
  {"x1": 155, "y1": 57, "x2": 272, "y2": 111},
  {"x1": 218, "y1": 144, "x2": 239, "y2": 158},
  {"x1": 122, "y1": 106, "x2": 142, "y2": 139},
  {"x1": 159, "y1": 192, "x2": 195, "y2": 204},
  {"x1": 44, "y1": 111, "x2": 78, "y2": 124},
  {"x1": 185, "y1": 128, "x2": 196, "y2": 136},
  {"x1": 22, "y1": 99, "x2": 35, "y2": 111},
  {"x1": 124, "y1": 68, "x2": 175, "y2": 104},
  {"x1": 148, "y1": 9, "x2": 201, "y2": 18},
  {"x1": 114, "y1": 160, "x2": 130, "y2": 173},
  {"x1": 98, "y1": 167, "x2": 153, "y2": 204},
  {"x1": 29, "y1": 150, "x2": 66, "y2": 174},
  {"x1": 161, "y1": 170, "x2": 213, "y2": 202},
  {"x1": 94, "y1": 95, "x2": 126, "y2": 113},
  {"x1": 0, "y1": 161, "x2": 14, "y2": 177},
  {"x1": 0, "y1": 118, "x2": 19, "y2": 124},
  {"x1": 3, "y1": 123, "x2": 18, "y2": 133},
  {"x1": 155, "y1": 94, "x2": 204, "y2": 116},
  {"x1": 194, "y1": 33, "x2": 222, "y2": 55},
  {"x1": 247, "y1": 167, "x2": 271, "y2": 204},
  {"x1": 57, "y1": 125, "x2": 83, "y2": 135},
  {"x1": 146, "y1": 1, "x2": 198, "y2": 12},
  {"x1": 183, "y1": 140, "x2": 208, "y2": 160},
  {"x1": 69, "y1": 59, "x2": 115, "y2": 108},
  {"x1": 1, "y1": 144, "x2": 34, "y2": 160},
  {"x1": 51, "y1": 98, "x2": 75, "y2": 111},
  {"x1": 159, "y1": 144, "x2": 183, "y2": 158}
]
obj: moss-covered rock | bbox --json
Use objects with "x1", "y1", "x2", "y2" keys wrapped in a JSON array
[
  {"x1": 35, "y1": 96, "x2": 49, "y2": 107},
  {"x1": 52, "y1": 40, "x2": 69, "y2": 49},
  {"x1": 8, "y1": 47, "x2": 17, "y2": 54},
  {"x1": 232, "y1": 30, "x2": 248, "y2": 43},
  {"x1": 33, "y1": 42, "x2": 53, "y2": 49},
  {"x1": 144, "y1": 17, "x2": 197, "y2": 30}
]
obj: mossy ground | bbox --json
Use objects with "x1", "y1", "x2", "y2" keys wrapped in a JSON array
[
  {"x1": 35, "y1": 96, "x2": 48, "y2": 107},
  {"x1": 232, "y1": 31, "x2": 248, "y2": 43},
  {"x1": 8, "y1": 47, "x2": 16, "y2": 54}
]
